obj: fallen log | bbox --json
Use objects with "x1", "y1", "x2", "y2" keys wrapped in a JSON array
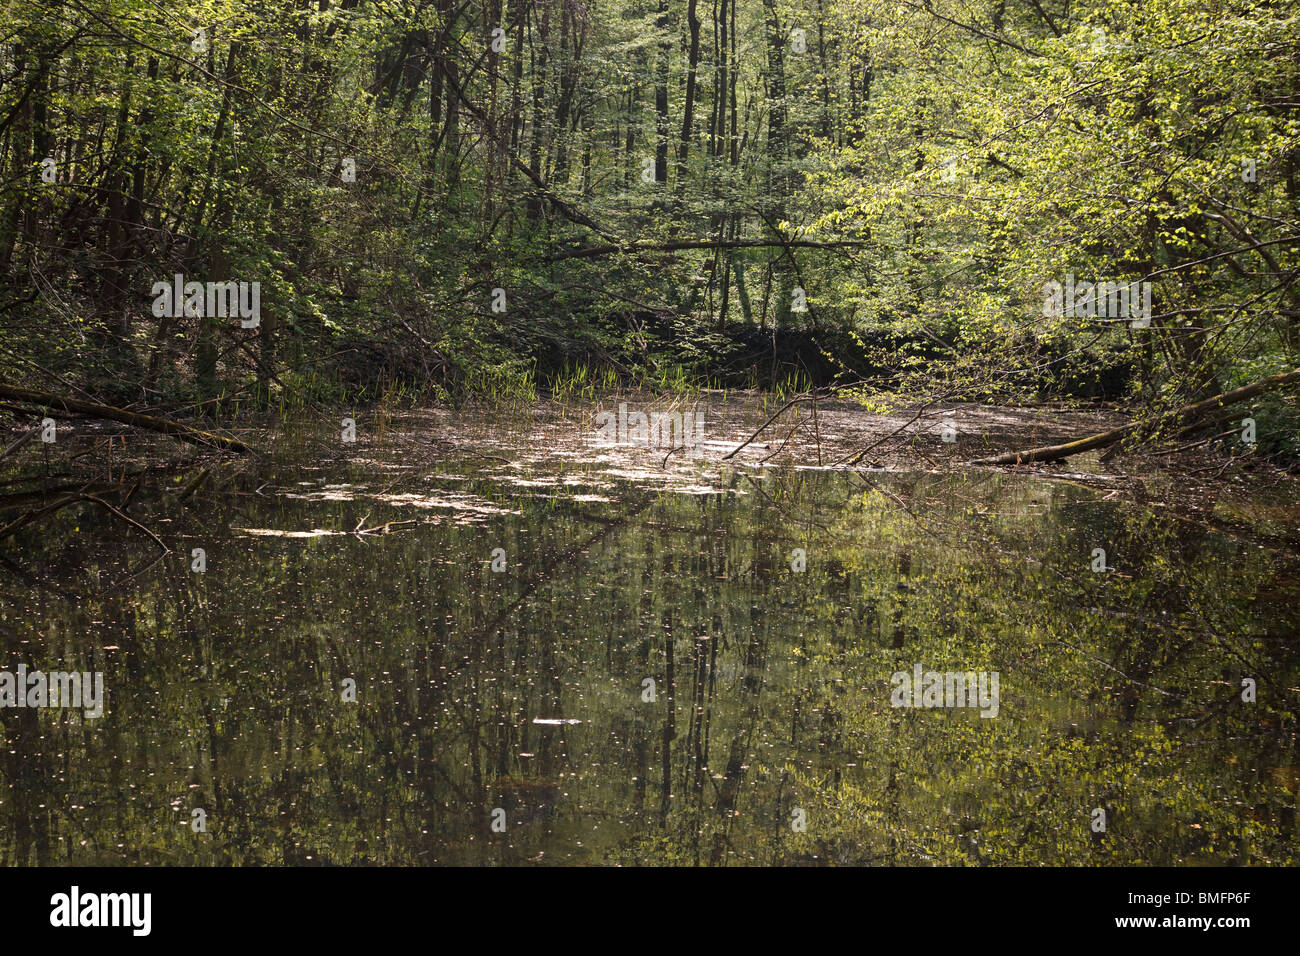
[
  {"x1": 0, "y1": 385, "x2": 250, "y2": 454},
  {"x1": 969, "y1": 368, "x2": 1300, "y2": 466}
]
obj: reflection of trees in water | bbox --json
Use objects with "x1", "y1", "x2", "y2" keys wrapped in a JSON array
[{"x1": 0, "y1": 467, "x2": 1295, "y2": 865}]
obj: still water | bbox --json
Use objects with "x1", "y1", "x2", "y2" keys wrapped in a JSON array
[{"x1": 1, "y1": 404, "x2": 1297, "y2": 865}]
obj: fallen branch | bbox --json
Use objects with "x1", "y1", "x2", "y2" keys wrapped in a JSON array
[
  {"x1": 759, "y1": 419, "x2": 805, "y2": 464},
  {"x1": 0, "y1": 489, "x2": 168, "y2": 552},
  {"x1": 836, "y1": 386, "x2": 960, "y2": 466},
  {"x1": 0, "y1": 385, "x2": 250, "y2": 454},
  {"x1": 1154, "y1": 427, "x2": 1242, "y2": 457},
  {"x1": 0, "y1": 492, "x2": 82, "y2": 540},
  {"x1": 969, "y1": 368, "x2": 1300, "y2": 466},
  {"x1": 0, "y1": 427, "x2": 37, "y2": 462},
  {"x1": 722, "y1": 385, "x2": 842, "y2": 461},
  {"x1": 77, "y1": 493, "x2": 168, "y2": 553},
  {"x1": 838, "y1": 404, "x2": 931, "y2": 467},
  {"x1": 177, "y1": 467, "x2": 211, "y2": 500}
]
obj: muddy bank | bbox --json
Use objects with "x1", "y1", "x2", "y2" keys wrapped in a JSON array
[{"x1": 328, "y1": 318, "x2": 1137, "y2": 400}]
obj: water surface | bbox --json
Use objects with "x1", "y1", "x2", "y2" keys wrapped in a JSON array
[{"x1": 1, "y1": 404, "x2": 1297, "y2": 865}]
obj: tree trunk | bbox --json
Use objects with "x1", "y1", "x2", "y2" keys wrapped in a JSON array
[
  {"x1": 969, "y1": 369, "x2": 1300, "y2": 465},
  {"x1": 677, "y1": 0, "x2": 700, "y2": 181},
  {"x1": 0, "y1": 385, "x2": 251, "y2": 453}
]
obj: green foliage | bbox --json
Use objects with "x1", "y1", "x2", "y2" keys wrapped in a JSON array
[{"x1": 0, "y1": 0, "x2": 1295, "y2": 429}]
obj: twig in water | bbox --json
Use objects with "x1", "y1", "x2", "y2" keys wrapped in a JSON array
[
  {"x1": 0, "y1": 427, "x2": 37, "y2": 462},
  {"x1": 76, "y1": 494, "x2": 169, "y2": 553},
  {"x1": 722, "y1": 385, "x2": 840, "y2": 461}
]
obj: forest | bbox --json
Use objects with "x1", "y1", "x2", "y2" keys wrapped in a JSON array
[
  {"x1": 0, "y1": 0, "x2": 1297, "y2": 874},
  {"x1": 1, "y1": 0, "x2": 1296, "y2": 446}
]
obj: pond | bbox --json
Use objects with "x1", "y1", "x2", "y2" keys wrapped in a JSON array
[{"x1": 1, "y1": 399, "x2": 1297, "y2": 865}]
